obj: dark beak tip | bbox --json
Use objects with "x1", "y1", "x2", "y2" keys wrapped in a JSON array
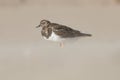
[
  {"x1": 36, "y1": 25, "x2": 40, "y2": 28},
  {"x1": 36, "y1": 26, "x2": 39, "y2": 28}
]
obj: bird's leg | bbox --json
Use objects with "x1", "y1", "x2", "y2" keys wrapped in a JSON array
[{"x1": 59, "y1": 42, "x2": 64, "y2": 48}]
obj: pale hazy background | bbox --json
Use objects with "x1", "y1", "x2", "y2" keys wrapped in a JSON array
[{"x1": 0, "y1": 0, "x2": 120, "y2": 80}]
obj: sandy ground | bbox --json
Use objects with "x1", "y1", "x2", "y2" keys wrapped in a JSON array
[{"x1": 0, "y1": 4, "x2": 120, "y2": 80}]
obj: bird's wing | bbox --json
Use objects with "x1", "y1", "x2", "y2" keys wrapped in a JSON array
[{"x1": 50, "y1": 23, "x2": 81, "y2": 38}]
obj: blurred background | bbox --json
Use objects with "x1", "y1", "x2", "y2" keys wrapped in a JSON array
[
  {"x1": 0, "y1": 0, "x2": 120, "y2": 6},
  {"x1": 0, "y1": 0, "x2": 120, "y2": 80}
]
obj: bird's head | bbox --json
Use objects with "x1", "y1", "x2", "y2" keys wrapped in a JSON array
[{"x1": 36, "y1": 20, "x2": 51, "y2": 28}]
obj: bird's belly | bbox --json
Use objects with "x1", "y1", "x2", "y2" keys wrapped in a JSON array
[{"x1": 43, "y1": 32, "x2": 64, "y2": 42}]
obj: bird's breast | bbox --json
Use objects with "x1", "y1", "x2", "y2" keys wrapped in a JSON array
[
  {"x1": 43, "y1": 31, "x2": 65, "y2": 42},
  {"x1": 41, "y1": 27, "x2": 51, "y2": 39}
]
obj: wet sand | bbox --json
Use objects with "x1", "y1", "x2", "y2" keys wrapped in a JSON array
[{"x1": 0, "y1": 4, "x2": 120, "y2": 80}]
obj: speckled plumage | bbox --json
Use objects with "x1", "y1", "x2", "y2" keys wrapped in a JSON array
[{"x1": 36, "y1": 20, "x2": 92, "y2": 42}]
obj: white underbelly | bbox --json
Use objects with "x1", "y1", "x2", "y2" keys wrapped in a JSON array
[{"x1": 43, "y1": 32, "x2": 65, "y2": 42}]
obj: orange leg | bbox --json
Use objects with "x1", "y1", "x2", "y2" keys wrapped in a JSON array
[{"x1": 59, "y1": 42, "x2": 64, "y2": 48}]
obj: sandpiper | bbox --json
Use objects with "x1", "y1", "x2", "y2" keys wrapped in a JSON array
[{"x1": 36, "y1": 20, "x2": 92, "y2": 47}]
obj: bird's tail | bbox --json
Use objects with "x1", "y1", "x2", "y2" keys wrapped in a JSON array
[{"x1": 79, "y1": 33, "x2": 92, "y2": 37}]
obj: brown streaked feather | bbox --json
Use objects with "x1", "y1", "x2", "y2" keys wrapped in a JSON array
[
  {"x1": 49, "y1": 23, "x2": 83, "y2": 38},
  {"x1": 41, "y1": 27, "x2": 52, "y2": 39}
]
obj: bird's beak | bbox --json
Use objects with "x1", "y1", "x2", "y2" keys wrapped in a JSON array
[{"x1": 36, "y1": 24, "x2": 41, "y2": 28}]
